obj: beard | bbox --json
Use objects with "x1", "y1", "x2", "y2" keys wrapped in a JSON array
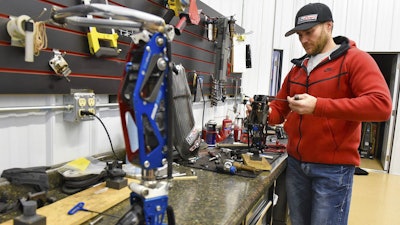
[{"x1": 303, "y1": 27, "x2": 330, "y2": 56}]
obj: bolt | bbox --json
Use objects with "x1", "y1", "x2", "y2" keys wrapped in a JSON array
[
  {"x1": 141, "y1": 189, "x2": 149, "y2": 197},
  {"x1": 157, "y1": 58, "x2": 167, "y2": 71},
  {"x1": 156, "y1": 37, "x2": 164, "y2": 46}
]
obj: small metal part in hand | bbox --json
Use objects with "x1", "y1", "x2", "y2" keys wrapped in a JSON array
[{"x1": 294, "y1": 95, "x2": 300, "y2": 100}]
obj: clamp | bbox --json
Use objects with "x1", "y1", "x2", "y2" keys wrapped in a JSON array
[{"x1": 105, "y1": 160, "x2": 128, "y2": 190}]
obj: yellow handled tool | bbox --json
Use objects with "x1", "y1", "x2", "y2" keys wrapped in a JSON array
[
  {"x1": 84, "y1": 0, "x2": 120, "y2": 57},
  {"x1": 87, "y1": 27, "x2": 119, "y2": 57}
]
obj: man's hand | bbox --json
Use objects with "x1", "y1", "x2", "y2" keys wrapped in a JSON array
[
  {"x1": 245, "y1": 97, "x2": 254, "y2": 116},
  {"x1": 287, "y1": 93, "x2": 317, "y2": 115}
]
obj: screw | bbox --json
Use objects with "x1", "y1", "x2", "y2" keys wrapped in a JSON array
[{"x1": 156, "y1": 37, "x2": 164, "y2": 46}]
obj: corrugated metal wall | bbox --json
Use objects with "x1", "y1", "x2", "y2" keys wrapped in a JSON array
[{"x1": 274, "y1": 0, "x2": 400, "y2": 81}]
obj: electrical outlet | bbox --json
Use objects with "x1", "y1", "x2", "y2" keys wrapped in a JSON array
[
  {"x1": 88, "y1": 97, "x2": 96, "y2": 107},
  {"x1": 64, "y1": 91, "x2": 96, "y2": 122}
]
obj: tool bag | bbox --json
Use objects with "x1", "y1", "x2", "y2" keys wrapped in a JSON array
[{"x1": 1, "y1": 166, "x2": 50, "y2": 192}]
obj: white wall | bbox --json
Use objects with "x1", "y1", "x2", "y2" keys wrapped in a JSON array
[
  {"x1": 1, "y1": 0, "x2": 400, "y2": 174},
  {"x1": 0, "y1": 95, "x2": 124, "y2": 173},
  {"x1": 201, "y1": 0, "x2": 276, "y2": 97},
  {"x1": 274, "y1": 0, "x2": 400, "y2": 77}
]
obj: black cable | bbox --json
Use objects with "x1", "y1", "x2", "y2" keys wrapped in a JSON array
[{"x1": 80, "y1": 111, "x2": 121, "y2": 161}]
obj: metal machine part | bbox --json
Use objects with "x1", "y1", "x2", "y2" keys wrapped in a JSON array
[
  {"x1": 245, "y1": 95, "x2": 270, "y2": 149},
  {"x1": 170, "y1": 64, "x2": 201, "y2": 159},
  {"x1": 49, "y1": 49, "x2": 71, "y2": 82},
  {"x1": 213, "y1": 17, "x2": 232, "y2": 82},
  {"x1": 118, "y1": 33, "x2": 172, "y2": 225},
  {"x1": 105, "y1": 160, "x2": 128, "y2": 190},
  {"x1": 51, "y1": 4, "x2": 182, "y2": 225},
  {"x1": 51, "y1": 4, "x2": 167, "y2": 34},
  {"x1": 119, "y1": 33, "x2": 169, "y2": 169}
]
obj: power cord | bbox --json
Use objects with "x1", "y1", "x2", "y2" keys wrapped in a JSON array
[{"x1": 80, "y1": 110, "x2": 121, "y2": 161}]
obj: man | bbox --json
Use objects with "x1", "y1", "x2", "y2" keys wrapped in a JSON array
[{"x1": 268, "y1": 3, "x2": 392, "y2": 225}]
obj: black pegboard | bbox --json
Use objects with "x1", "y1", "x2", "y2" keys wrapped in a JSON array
[{"x1": 0, "y1": 0, "x2": 243, "y2": 96}]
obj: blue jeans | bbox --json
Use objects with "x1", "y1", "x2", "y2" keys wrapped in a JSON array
[{"x1": 286, "y1": 156, "x2": 355, "y2": 225}]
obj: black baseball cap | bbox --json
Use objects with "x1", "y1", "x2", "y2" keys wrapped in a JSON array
[{"x1": 285, "y1": 3, "x2": 333, "y2": 37}]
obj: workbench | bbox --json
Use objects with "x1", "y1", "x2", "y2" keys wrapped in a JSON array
[
  {"x1": 89, "y1": 152, "x2": 288, "y2": 225},
  {"x1": 0, "y1": 152, "x2": 288, "y2": 225}
]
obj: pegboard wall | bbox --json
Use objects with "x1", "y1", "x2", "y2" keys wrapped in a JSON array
[{"x1": 0, "y1": 0, "x2": 243, "y2": 99}]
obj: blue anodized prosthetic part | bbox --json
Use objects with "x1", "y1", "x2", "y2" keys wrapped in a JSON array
[{"x1": 132, "y1": 32, "x2": 168, "y2": 170}]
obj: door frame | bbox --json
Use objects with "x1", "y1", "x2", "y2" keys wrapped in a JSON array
[{"x1": 372, "y1": 53, "x2": 400, "y2": 171}]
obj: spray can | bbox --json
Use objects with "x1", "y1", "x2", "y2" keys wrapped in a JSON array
[
  {"x1": 233, "y1": 116, "x2": 243, "y2": 142},
  {"x1": 206, "y1": 120, "x2": 217, "y2": 146}
]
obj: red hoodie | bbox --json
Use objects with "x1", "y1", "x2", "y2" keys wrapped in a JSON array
[{"x1": 268, "y1": 36, "x2": 392, "y2": 166}]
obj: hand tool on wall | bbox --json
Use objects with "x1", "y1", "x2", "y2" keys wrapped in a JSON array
[
  {"x1": 204, "y1": 15, "x2": 217, "y2": 41},
  {"x1": 168, "y1": 0, "x2": 200, "y2": 35},
  {"x1": 82, "y1": 0, "x2": 120, "y2": 58},
  {"x1": 213, "y1": 17, "x2": 230, "y2": 82},
  {"x1": 228, "y1": 16, "x2": 236, "y2": 68}
]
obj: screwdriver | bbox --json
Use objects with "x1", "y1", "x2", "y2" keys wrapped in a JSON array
[
  {"x1": 266, "y1": 96, "x2": 288, "y2": 102},
  {"x1": 68, "y1": 202, "x2": 120, "y2": 218}
]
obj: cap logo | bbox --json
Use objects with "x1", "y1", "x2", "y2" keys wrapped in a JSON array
[{"x1": 297, "y1": 14, "x2": 318, "y2": 24}]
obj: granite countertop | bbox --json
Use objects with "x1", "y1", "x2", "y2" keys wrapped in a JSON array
[
  {"x1": 0, "y1": 151, "x2": 287, "y2": 225},
  {"x1": 93, "y1": 153, "x2": 288, "y2": 225}
]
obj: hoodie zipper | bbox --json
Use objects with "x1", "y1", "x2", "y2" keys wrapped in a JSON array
[
  {"x1": 290, "y1": 37, "x2": 350, "y2": 161},
  {"x1": 295, "y1": 64, "x2": 310, "y2": 161}
]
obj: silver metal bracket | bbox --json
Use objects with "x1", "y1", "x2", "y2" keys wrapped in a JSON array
[{"x1": 49, "y1": 49, "x2": 71, "y2": 82}]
